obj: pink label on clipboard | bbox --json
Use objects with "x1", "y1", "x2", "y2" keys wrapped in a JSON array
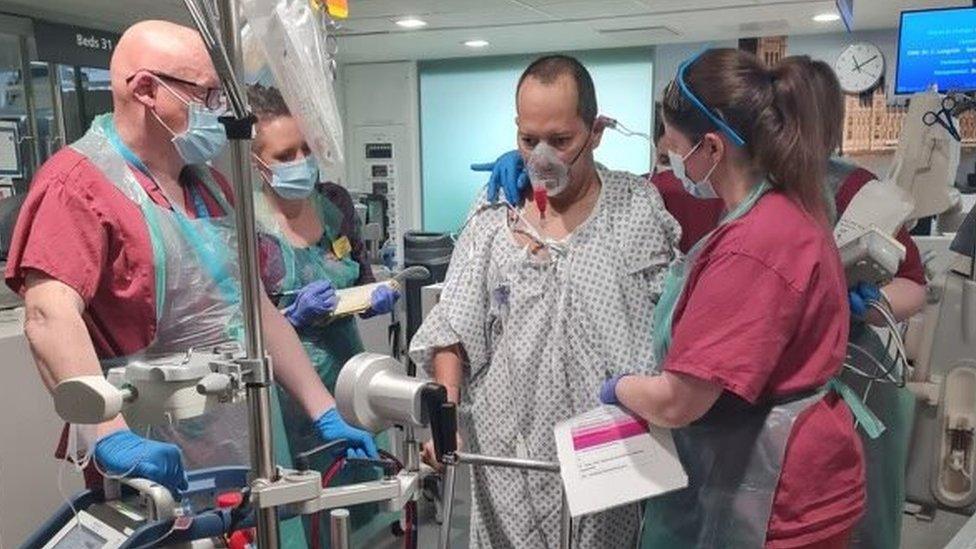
[{"x1": 571, "y1": 415, "x2": 649, "y2": 450}]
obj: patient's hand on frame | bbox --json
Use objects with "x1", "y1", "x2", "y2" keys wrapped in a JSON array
[{"x1": 421, "y1": 433, "x2": 464, "y2": 473}]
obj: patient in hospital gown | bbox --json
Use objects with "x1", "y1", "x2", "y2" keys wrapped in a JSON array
[{"x1": 410, "y1": 164, "x2": 680, "y2": 548}]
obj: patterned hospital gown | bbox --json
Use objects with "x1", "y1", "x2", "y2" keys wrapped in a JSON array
[{"x1": 410, "y1": 166, "x2": 681, "y2": 549}]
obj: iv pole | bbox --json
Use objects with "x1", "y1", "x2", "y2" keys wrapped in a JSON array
[{"x1": 182, "y1": 0, "x2": 281, "y2": 546}]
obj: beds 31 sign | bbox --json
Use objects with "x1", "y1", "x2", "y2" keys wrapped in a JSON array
[
  {"x1": 35, "y1": 21, "x2": 121, "y2": 69},
  {"x1": 76, "y1": 33, "x2": 114, "y2": 52}
]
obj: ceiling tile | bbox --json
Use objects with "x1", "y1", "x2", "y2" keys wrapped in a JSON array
[
  {"x1": 534, "y1": 1, "x2": 650, "y2": 19},
  {"x1": 0, "y1": 0, "x2": 972, "y2": 65}
]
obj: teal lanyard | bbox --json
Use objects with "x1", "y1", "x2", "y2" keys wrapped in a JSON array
[
  {"x1": 186, "y1": 182, "x2": 211, "y2": 219},
  {"x1": 652, "y1": 181, "x2": 771, "y2": 364},
  {"x1": 102, "y1": 118, "x2": 154, "y2": 181},
  {"x1": 101, "y1": 116, "x2": 239, "y2": 304},
  {"x1": 101, "y1": 117, "x2": 211, "y2": 219},
  {"x1": 828, "y1": 377, "x2": 886, "y2": 439}
]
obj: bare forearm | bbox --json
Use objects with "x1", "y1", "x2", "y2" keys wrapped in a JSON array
[
  {"x1": 24, "y1": 275, "x2": 128, "y2": 438},
  {"x1": 616, "y1": 371, "x2": 722, "y2": 429},
  {"x1": 261, "y1": 294, "x2": 335, "y2": 419},
  {"x1": 432, "y1": 345, "x2": 464, "y2": 404},
  {"x1": 25, "y1": 299, "x2": 100, "y2": 389},
  {"x1": 420, "y1": 346, "x2": 465, "y2": 466},
  {"x1": 879, "y1": 277, "x2": 926, "y2": 324},
  {"x1": 865, "y1": 277, "x2": 927, "y2": 326}
]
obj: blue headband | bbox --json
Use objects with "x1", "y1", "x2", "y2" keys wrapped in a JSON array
[{"x1": 676, "y1": 51, "x2": 747, "y2": 147}]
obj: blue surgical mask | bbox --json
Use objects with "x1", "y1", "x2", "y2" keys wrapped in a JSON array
[
  {"x1": 153, "y1": 80, "x2": 228, "y2": 164},
  {"x1": 668, "y1": 140, "x2": 719, "y2": 200},
  {"x1": 260, "y1": 155, "x2": 320, "y2": 200}
]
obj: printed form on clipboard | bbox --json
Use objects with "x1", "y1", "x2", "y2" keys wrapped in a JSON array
[{"x1": 554, "y1": 405, "x2": 688, "y2": 517}]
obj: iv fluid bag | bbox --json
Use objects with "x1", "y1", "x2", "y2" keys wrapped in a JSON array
[{"x1": 242, "y1": 0, "x2": 345, "y2": 176}]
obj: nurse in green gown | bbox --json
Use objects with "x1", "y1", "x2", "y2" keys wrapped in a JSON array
[{"x1": 248, "y1": 84, "x2": 401, "y2": 547}]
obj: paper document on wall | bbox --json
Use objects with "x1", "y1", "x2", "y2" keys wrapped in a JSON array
[
  {"x1": 0, "y1": 121, "x2": 20, "y2": 176},
  {"x1": 554, "y1": 405, "x2": 688, "y2": 517},
  {"x1": 834, "y1": 178, "x2": 914, "y2": 249}
]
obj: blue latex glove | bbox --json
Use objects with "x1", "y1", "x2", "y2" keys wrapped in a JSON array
[
  {"x1": 284, "y1": 279, "x2": 338, "y2": 328},
  {"x1": 471, "y1": 150, "x2": 529, "y2": 205},
  {"x1": 94, "y1": 430, "x2": 188, "y2": 497},
  {"x1": 599, "y1": 374, "x2": 633, "y2": 406},
  {"x1": 361, "y1": 285, "x2": 400, "y2": 319},
  {"x1": 849, "y1": 282, "x2": 882, "y2": 318},
  {"x1": 313, "y1": 407, "x2": 379, "y2": 460}
]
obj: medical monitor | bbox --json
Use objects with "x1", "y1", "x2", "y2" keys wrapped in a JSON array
[{"x1": 896, "y1": 6, "x2": 976, "y2": 95}]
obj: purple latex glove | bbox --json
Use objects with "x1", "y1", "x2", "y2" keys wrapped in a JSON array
[
  {"x1": 600, "y1": 374, "x2": 633, "y2": 406},
  {"x1": 284, "y1": 279, "x2": 338, "y2": 328},
  {"x1": 361, "y1": 285, "x2": 400, "y2": 319}
]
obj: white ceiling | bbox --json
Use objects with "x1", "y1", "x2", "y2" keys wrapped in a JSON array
[{"x1": 0, "y1": 0, "x2": 968, "y2": 63}]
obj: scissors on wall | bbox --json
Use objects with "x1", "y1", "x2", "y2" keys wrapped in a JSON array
[{"x1": 923, "y1": 95, "x2": 962, "y2": 142}]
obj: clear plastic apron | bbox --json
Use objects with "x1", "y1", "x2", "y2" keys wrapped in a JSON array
[
  {"x1": 73, "y1": 114, "x2": 308, "y2": 547},
  {"x1": 72, "y1": 114, "x2": 252, "y2": 470},
  {"x1": 644, "y1": 183, "x2": 827, "y2": 547},
  {"x1": 256, "y1": 190, "x2": 363, "y2": 398}
]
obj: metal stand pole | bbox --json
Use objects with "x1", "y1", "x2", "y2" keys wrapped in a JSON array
[
  {"x1": 437, "y1": 462, "x2": 458, "y2": 549},
  {"x1": 560, "y1": 489, "x2": 572, "y2": 549},
  {"x1": 18, "y1": 36, "x2": 40, "y2": 185},
  {"x1": 453, "y1": 451, "x2": 560, "y2": 473},
  {"x1": 217, "y1": 2, "x2": 279, "y2": 544},
  {"x1": 330, "y1": 509, "x2": 351, "y2": 549},
  {"x1": 437, "y1": 452, "x2": 570, "y2": 549},
  {"x1": 47, "y1": 62, "x2": 66, "y2": 154},
  {"x1": 183, "y1": 0, "x2": 279, "y2": 546},
  {"x1": 404, "y1": 425, "x2": 419, "y2": 472}
]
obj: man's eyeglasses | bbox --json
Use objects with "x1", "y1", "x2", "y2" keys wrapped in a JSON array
[{"x1": 126, "y1": 69, "x2": 227, "y2": 112}]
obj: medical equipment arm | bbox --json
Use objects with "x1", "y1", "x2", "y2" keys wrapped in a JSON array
[
  {"x1": 23, "y1": 273, "x2": 129, "y2": 439},
  {"x1": 614, "y1": 371, "x2": 723, "y2": 428},
  {"x1": 260, "y1": 290, "x2": 336, "y2": 418}
]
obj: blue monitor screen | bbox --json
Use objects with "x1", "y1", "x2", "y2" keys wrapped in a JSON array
[{"x1": 896, "y1": 7, "x2": 976, "y2": 94}]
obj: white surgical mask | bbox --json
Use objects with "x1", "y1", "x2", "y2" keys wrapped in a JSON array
[
  {"x1": 152, "y1": 79, "x2": 228, "y2": 165},
  {"x1": 668, "y1": 140, "x2": 719, "y2": 200},
  {"x1": 255, "y1": 154, "x2": 320, "y2": 200}
]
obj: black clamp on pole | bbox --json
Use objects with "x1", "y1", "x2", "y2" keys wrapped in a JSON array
[
  {"x1": 420, "y1": 383, "x2": 458, "y2": 463},
  {"x1": 432, "y1": 402, "x2": 458, "y2": 463},
  {"x1": 219, "y1": 113, "x2": 257, "y2": 141},
  {"x1": 294, "y1": 439, "x2": 348, "y2": 472}
]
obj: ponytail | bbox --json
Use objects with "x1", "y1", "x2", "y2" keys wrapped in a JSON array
[
  {"x1": 777, "y1": 55, "x2": 845, "y2": 154},
  {"x1": 661, "y1": 48, "x2": 829, "y2": 224},
  {"x1": 757, "y1": 60, "x2": 828, "y2": 223}
]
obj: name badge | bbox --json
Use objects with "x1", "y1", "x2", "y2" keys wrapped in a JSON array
[{"x1": 332, "y1": 235, "x2": 352, "y2": 259}]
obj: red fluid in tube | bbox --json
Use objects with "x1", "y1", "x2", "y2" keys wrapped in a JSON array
[{"x1": 533, "y1": 187, "x2": 548, "y2": 219}]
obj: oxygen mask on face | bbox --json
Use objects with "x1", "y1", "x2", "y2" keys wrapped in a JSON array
[{"x1": 525, "y1": 141, "x2": 571, "y2": 219}]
